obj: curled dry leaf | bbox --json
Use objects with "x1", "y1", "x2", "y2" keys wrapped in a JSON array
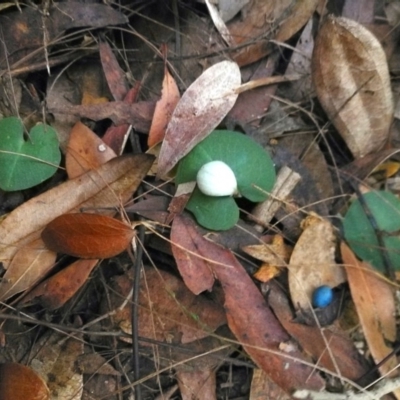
[
  {"x1": 312, "y1": 15, "x2": 393, "y2": 158},
  {"x1": 0, "y1": 362, "x2": 50, "y2": 400},
  {"x1": 42, "y1": 214, "x2": 134, "y2": 259},
  {"x1": 288, "y1": 215, "x2": 346, "y2": 310},
  {"x1": 157, "y1": 60, "x2": 241, "y2": 177},
  {"x1": 0, "y1": 154, "x2": 154, "y2": 267}
]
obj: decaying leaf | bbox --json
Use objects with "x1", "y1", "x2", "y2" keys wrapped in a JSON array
[
  {"x1": 0, "y1": 154, "x2": 154, "y2": 267},
  {"x1": 0, "y1": 238, "x2": 56, "y2": 301},
  {"x1": 269, "y1": 280, "x2": 371, "y2": 382},
  {"x1": 171, "y1": 214, "x2": 324, "y2": 392},
  {"x1": 66, "y1": 121, "x2": 116, "y2": 179},
  {"x1": 230, "y1": 0, "x2": 318, "y2": 66},
  {"x1": 171, "y1": 214, "x2": 216, "y2": 295},
  {"x1": 99, "y1": 41, "x2": 130, "y2": 101},
  {"x1": 106, "y1": 266, "x2": 226, "y2": 344},
  {"x1": 312, "y1": 15, "x2": 393, "y2": 158},
  {"x1": 26, "y1": 330, "x2": 84, "y2": 400},
  {"x1": 157, "y1": 61, "x2": 241, "y2": 176},
  {"x1": 341, "y1": 242, "x2": 400, "y2": 395},
  {"x1": 22, "y1": 259, "x2": 98, "y2": 310},
  {"x1": 148, "y1": 65, "x2": 180, "y2": 147},
  {"x1": 288, "y1": 215, "x2": 346, "y2": 310}
]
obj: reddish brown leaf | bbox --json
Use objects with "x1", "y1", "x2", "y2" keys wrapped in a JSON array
[
  {"x1": 23, "y1": 259, "x2": 98, "y2": 309},
  {"x1": 0, "y1": 362, "x2": 50, "y2": 400},
  {"x1": 106, "y1": 267, "x2": 226, "y2": 344},
  {"x1": 148, "y1": 66, "x2": 180, "y2": 147},
  {"x1": 99, "y1": 41, "x2": 129, "y2": 101},
  {"x1": 66, "y1": 121, "x2": 116, "y2": 179},
  {"x1": 102, "y1": 84, "x2": 141, "y2": 155},
  {"x1": 157, "y1": 61, "x2": 240, "y2": 176},
  {"x1": 48, "y1": 101, "x2": 155, "y2": 133},
  {"x1": 171, "y1": 214, "x2": 324, "y2": 392},
  {"x1": 42, "y1": 214, "x2": 134, "y2": 259},
  {"x1": 171, "y1": 214, "x2": 215, "y2": 294}
]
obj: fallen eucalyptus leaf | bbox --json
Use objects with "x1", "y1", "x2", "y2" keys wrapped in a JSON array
[{"x1": 312, "y1": 16, "x2": 393, "y2": 158}]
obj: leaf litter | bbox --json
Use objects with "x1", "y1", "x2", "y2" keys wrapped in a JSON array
[{"x1": 1, "y1": 2, "x2": 400, "y2": 399}]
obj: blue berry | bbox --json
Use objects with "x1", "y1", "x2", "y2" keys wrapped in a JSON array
[{"x1": 312, "y1": 285, "x2": 333, "y2": 308}]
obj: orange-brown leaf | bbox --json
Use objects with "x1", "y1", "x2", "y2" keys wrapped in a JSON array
[
  {"x1": 148, "y1": 67, "x2": 180, "y2": 147},
  {"x1": 0, "y1": 362, "x2": 49, "y2": 400},
  {"x1": 42, "y1": 214, "x2": 134, "y2": 259},
  {"x1": 341, "y1": 242, "x2": 399, "y2": 388},
  {"x1": 23, "y1": 259, "x2": 98, "y2": 309},
  {"x1": 66, "y1": 122, "x2": 116, "y2": 179}
]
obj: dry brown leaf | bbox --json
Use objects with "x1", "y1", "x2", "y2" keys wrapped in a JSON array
[
  {"x1": 22, "y1": 259, "x2": 98, "y2": 309},
  {"x1": 312, "y1": 15, "x2": 393, "y2": 158},
  {"x1": 107, "y1": 267, "x2": 226, "y2": 344},
  {"x1": 341, "y1": 242, "x2": 400, "y2": 395},
  {"x1": 66, "y1": 121, "x2": 116, "y2": 179},
  {"x1": 0, "y1": 238, "x2": 56, "y2": 301},
  {"x1": 269, "y1": 280, "x2": 371, "y2": 382},
  {"x1": 0, "y1": 154, "x2": 154, "y2": 267},
  {"x1": 177, "y1": 369, "x2": 217, "y2": 400},
  {"x1": 148, "y1": 66, "x2": 180, "y2": 147},
  {"x1": 289, "y1": 215, "x2": 346, "y2": 310},
  {"x1": 27, "y1": 330, "x2": 84, "y2": 400},
  {"x1": 230, "y1": 0, "x2": 318, "y2": 66},
  {"x1": 157, "y1": 61, "x2": 240, "y2": 176},
  {"x1": 171, "y1": 214, "x2": 324, "y2": 392},
  {"x1": 171, "y1": 214, "x2": 215, "y2": 295},
  {"x1": 99, "y1": 41, "x2": 130, "y2": 101},
  {"x1": 243, "y1": 235, "x2": 292, "y2": 267}
]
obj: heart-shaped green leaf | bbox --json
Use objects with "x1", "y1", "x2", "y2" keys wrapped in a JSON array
[
  {"x1": 176, "y1": 130, "x2": 276, "y2": 202},
  {"x1": 186, "y1": 188, "x2": 239, "y2": 231},
  {"x1": 176, "y1": 130, "x2": 276, "y2": 230},
  {"x1": 343, "y1": 190, "x2": 400, "y2": 272},
  {"x1": 0, "y1": 117, "x2": 61, "y2": 191}
]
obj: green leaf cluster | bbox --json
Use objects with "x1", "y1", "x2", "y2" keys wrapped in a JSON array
[{"x1": 176, "y1": 130, "x2": 276, "y2": 230}]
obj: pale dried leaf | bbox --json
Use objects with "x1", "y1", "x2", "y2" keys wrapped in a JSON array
[
  {"x1": 289, "y1": 215, "x2": 346, "y2": 310},
  {"x1": 341, "y1": 242, "x2": 400, "y2": 394},
  {"x1": 312, "y1": 16, "x2": 393, "y2": 158},
  {"x1": 157, "y1": 61, "x2": 240, "y2": 176},
  {"x1": 0, "y1": 154, "x2": 154, "y2": 267},
  {"x1": 28, "y1": 330, "x2": 84, "y2": 400},
  {"x1": 0, "y1": 238, "x2": 56, "y2": 301}
]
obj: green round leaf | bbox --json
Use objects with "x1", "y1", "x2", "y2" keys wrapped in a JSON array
[
  {"x1": 343, "y1": 190, "x2": 400, "y2": 272},
  {"x1": 176, "y1": 130, "x2": 276, "y2": 202},
  {"x1": 0, "y1": 117, "x2": 61, "y2": 191},
  {"x1": 186, "y1": 188, "x2": 239, "y2": 231}
]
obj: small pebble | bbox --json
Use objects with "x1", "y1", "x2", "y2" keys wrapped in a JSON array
[{"x1": 312, "y1": 285, "x2": 333, "y2": 308}]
